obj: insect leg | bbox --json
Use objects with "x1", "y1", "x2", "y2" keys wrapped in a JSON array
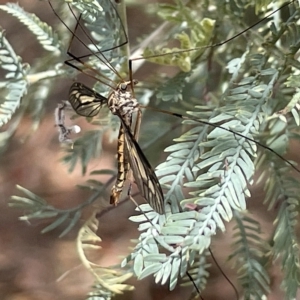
[{"x1": 54, "y1": 101, "x2": 80, "y2": 143}]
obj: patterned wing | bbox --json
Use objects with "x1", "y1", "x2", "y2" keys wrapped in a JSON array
[
  {"x1": 120, "y1": 118, "x2": 165, "y2": 215},
  {"x1": 69, "y1": 82, "x2": 108, "y2": 117}
]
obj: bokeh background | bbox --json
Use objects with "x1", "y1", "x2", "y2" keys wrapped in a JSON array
[{"x1": 0, "y1": 1, "x2": 299, "y2": 299}]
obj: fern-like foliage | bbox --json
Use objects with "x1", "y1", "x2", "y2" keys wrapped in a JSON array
[
  {"x1": 3, "y1": 0, "x2": 300, "y2": 299},
  {"x1": 0, "y1": 28, "x2": 28, "y2": 126},
  {"x1": 62, "y1": 129, "x2": 104, "y2": 175},
  {"x1": 143, "y1": 9, "x2": 216, "y2": 72},
  {"x1": 0, "y1": 2, "x2": 68, "y2": 152},
  {"x1": 0, "y1": 3, "x2": 62, "y2": 53},
  {"x1": 10, "y1": 185, "x2": 82, "y2": 237},
  {"x1": 259, "y1": 154, "x2": 300, "y2": 298},
  {"x1": 273, "y1": 199, "x2": 300, "y2": 299},
  {"x1": 78, "y1": 213, "x2": 133, "y2": 300},
  {"x1": 230, "y1": 212, "x2": 271, "y2": 299},
  {"x1": 122, "y1": 0, "x2": 300, "y2": 297}
]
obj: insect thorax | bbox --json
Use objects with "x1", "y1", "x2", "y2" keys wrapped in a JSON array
[{"x1": 108, "y1": 81, "x2": 139, "y2": 124}]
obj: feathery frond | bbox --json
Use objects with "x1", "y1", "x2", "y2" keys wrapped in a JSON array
[
  {"x1": 181, "y1": 251, "x2": 211, "y2": 295},
  {"x1": 260, "y1": 155, "x2": 300, "y2": 299},
  {"x1": 230, "y1": 212, "x2": 270, "y2": 298},
  {"x1": 11, "y1": 184, "x2": 106, "y2": 237},
  {"x1": 78, "y1": 213, "x2": 133, "y2": 299},
  {"x1": 0, "y1": 29, "x2": 28, "y2": 126},
  {"x1": 123, "y1": 0, "x2": 300, "y2": 296},
  {"x1": 62, "y1": 129, "x2": 104, "y2": 175},
  {"x1": 0, "y1": 3, "x2": 62, "y2": 53}
]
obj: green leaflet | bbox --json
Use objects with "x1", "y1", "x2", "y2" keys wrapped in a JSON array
[
  {"x1": 128, "y1": 1, "x2": 300, "y2": 296},
  {"x1": 0, "y1": 3, "x2": 62, "y2": 53},
  {"x1": 0, "y1": 30, "x2": 28, "y2": 126}
]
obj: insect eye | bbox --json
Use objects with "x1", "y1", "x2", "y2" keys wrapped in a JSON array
[{"x1": 120, "y1": 83, "x2": 128, "y2": 91}]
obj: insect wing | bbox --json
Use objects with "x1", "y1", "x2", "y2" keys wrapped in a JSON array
[
  {"x1": 69, "y1": 82, "x2": 108, "y2": 117},
  {"x1": 120, "y1": 118, "x2": 165, "y2": 215}
]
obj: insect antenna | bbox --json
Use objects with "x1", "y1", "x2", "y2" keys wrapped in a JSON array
[
  {"x1": 125, "y1": 0, "x2": 300, "y2": 176},
  {"x1": 48, "y1": 1, "x2": 126, "y2": 88},
  {"x1": 131, "y1": 0, "x2": 296, "y2": 63},
  {"x1": 64, "y1": 2, "x2": 126, "y2": 80},
  {"x1": 185, "y1": 271, "x2": 203, "y2": 300},
  {"x1": 142, "y1": 106, "x2": 300, "y2": 174},
  {"x1": 209, "y1": 247, "x2": 239, "y2": 300}
]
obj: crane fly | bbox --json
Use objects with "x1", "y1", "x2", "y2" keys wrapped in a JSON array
[
  {"x1": 68, "y1": 80, "x2": 165, "y2": 214},
  {"x1": 49, "y1": 0, "x2": 165, "y2": 214}
]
